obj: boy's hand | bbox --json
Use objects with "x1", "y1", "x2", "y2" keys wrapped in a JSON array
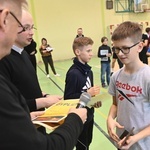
[
  {"x1": 87, "y1": 85, "x2": 100, "y2": 97},
  {"x1": 91, "y1": 101, "x2": 102, "y2": 108},
  {"x1": 118, "y1": 135, "x2": 136, "y2": 149},
  {"x1": 107, "y1": 117, "x2": 124, "y2": 142}
]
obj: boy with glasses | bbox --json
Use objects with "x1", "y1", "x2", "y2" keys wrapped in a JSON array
[{"x1": 107, "y1": 21, "x2": 150, "y2": 150}]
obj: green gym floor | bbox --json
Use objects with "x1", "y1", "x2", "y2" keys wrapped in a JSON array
[{"x1": 37, "y1": 57, "x2": 118, "y2": 150}]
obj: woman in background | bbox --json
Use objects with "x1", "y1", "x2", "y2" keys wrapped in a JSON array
[{"x1": 39, "y1": 38, "x2": 60, "y2": 77}]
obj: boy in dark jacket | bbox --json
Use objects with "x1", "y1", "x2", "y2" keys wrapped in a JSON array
[{"x1": 64, "y1": 37, "x2": 101, "y2": 150}]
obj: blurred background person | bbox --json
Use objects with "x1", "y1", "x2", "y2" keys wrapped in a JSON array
[
  {"x1": 139, "y1": 27, "x2": 148, "y2": 64},
  {"x1": 76, "y1": 28, "x2": 84, "y2": 38},
  {"x1": 111, "y1": 46, "x2": 123, "y2": 75},
  {"x1": 145, "y1": 27, "x2": 150, "y2": 59},
  {"x1": 39, "y1": 38, "x2": 60, "y2": 77},
  {"x1": 97, "y1": 36, "x2": 112, "y2": 87}
]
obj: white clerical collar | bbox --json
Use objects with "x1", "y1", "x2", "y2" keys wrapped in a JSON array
[{"x1": 12, "y1": 45, "x2": 24, "y2": 54}]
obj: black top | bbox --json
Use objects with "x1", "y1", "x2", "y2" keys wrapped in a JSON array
[
  {"x1": 111, "y1": 46, "x2": 123, "y2": 69},
  {"x1": 0, "y1": 74, "x2": 83, "y2": 150},
  {"x1": 141, "y1": 34, "x2": 148, "y2": 53},
  {"x1": 64, "y1": 57, "x2": 93, "y2": 99},
  {"x1": 139, "y1": 34, "x2": 148, "y2": 64},
  {"x1": 24, "y1": 39, "x2": 37, "y2": 55},
  {"x1": 148, "y1": 36, "x2": 150, "y2": 48},
  {"x1": 112, "y1": 52, "x2": 123, "y2": 69},
  {"x1": 97, "y1": 44, "x2": 112, "y2": 63},
  {"x1": 76, "y1": 34, "x2": 84, "y2": 38},
  {"x1": 0, "y1": 49, "x2": 42, "y2": 111}
]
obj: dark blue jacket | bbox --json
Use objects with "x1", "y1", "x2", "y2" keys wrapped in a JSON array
[{"x1": 64, "y1": 57, "x2": 94, "y2": 122}]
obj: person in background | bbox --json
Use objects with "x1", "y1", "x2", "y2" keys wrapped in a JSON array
[
  {"x1": 24, "y1": 38, "x2": 37, "y2": 71},
  {"x1": 139, "y1": 27, "x2": 148, "y2": 64},
  {"x1": 145, "y1": 27, "x2": 150, "y2": 40},
  {"x1": 107, "y1": 21, "x2": 150, "y2": 150},
  {"x1": 0, "y1": 10, "x2": 62, "y2": 134},
  {"x1": 0, "y1": 1, "x2": 87, "y2": 150},
  {"x1": 76, "y1": 27, "x2": 84, "y2": 38},
  {"x1": 111, "y1": 46, "x2": 123, "y2": 75},
  {"x1": 145, "y1": 27, "x2": 150, "y2": 58},
  {"x1": 146, "y1": 47, "x2": 150, "y2": 57},
  {"x1": 39, "y1": 38, "x2": 60, "y2": 78},
  {"x1": 97, "y1": 36, "x2": 112, "y2": 87},
  {"x1": 64, "y1": 37, "x2": 101, "y2": 150}
]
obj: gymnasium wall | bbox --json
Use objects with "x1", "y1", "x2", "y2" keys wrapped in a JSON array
[{"x1": 27, "y1": 0, "x2": 150, "y2": 62}]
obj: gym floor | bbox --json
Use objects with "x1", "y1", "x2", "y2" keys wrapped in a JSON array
[{"x1": 37, "y1": 56, "x2": 120, "y2": 150}]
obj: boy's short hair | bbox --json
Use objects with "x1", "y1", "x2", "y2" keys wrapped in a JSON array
[
  {"x1": 111, "y1": 21, "x2": 142, "y2": 43},
  {"x1": 101, "y1": 36, "x2": 108, "y2": 43},
  {"x1": 72, "y1": 37, "x2": 94, "y2": 54}
]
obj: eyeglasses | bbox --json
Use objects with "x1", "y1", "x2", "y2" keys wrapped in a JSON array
[
  {"x1": 0, "y1": 9, "x2": 25, "y2": 34},
  {"x1": 20, "y1": 25, "x2": 37, "y2": 32},
  {"x1": 113, "y1": 42, "x2": 140, "y2": 54}
]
